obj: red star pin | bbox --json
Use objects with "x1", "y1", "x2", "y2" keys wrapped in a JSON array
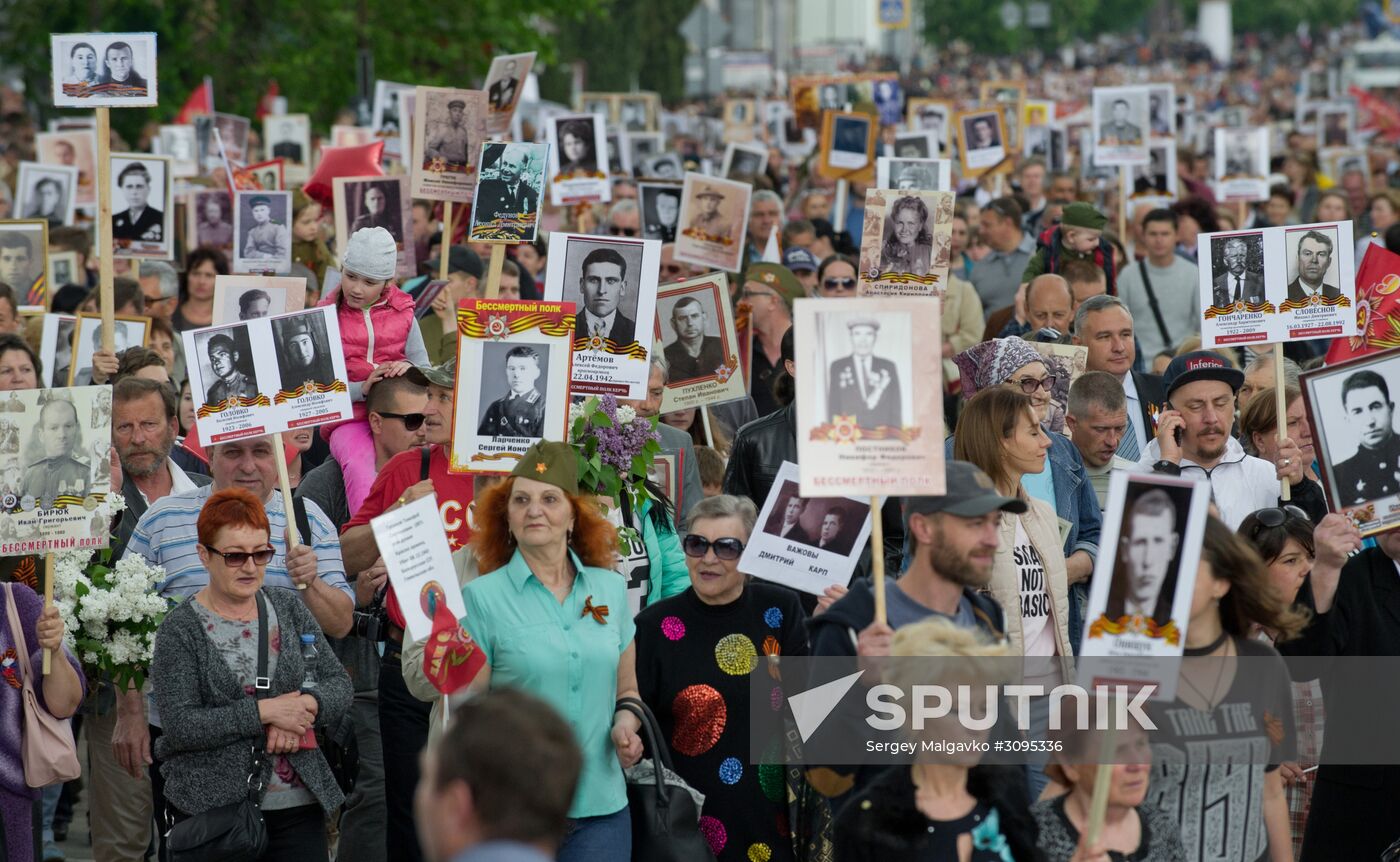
[{"x1": 535, "y1": 462, "x2": 548, "y2": 474}]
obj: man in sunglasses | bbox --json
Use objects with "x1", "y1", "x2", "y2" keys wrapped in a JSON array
[{"x1": 604, "y1": 198, "x2": 641, "y2": 238}]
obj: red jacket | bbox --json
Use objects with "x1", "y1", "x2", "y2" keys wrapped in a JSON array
[{"x1": 319, "y1": 283, "x2": 416, "y2": 383}]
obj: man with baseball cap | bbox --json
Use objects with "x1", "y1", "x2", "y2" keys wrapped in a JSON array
[
  {"x1": 1142, "y1": 350, "x2": 1324, "y2": 527},
  {"x1": 783, "y1": 246, "x2": 819, "y2": 294},
  {"x1": 422, "y1": 246, "x2": 485, "y2": 363}
]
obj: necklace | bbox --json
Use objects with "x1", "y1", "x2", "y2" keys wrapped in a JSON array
[
  {"x1": 1179, "y1": 635, "x2": 1232, "y2": 710},
  {"x1": 1184, "y1": 629, "x2": 1228, "y2": 656}
]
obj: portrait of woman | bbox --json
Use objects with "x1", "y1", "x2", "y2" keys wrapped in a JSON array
[
  {"x1": 558, "y1": 118, "x2": 597, "y2": 177},
  {"x1": 879, "y1": 195, "x2": 933, "y2": 276},
  {"x1": 65, "y1": 42, "x2": 99, "y2": 86}
]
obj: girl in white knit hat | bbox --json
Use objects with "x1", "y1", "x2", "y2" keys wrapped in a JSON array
[{"x1": 319, "y1": 226, "x2": 430, "y2": 511}]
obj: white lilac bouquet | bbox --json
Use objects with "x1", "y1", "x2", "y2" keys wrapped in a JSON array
[
  {"x1": 569, "y1": 394, "x2": 664, "y2": 546},
  {"x1": 52, "y1": 496, "x2": 168, "y2": 691}
]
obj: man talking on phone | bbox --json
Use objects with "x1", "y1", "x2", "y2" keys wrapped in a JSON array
[{"x1": 1138, "y1": 351, "x2": 1325, "y2": 528}]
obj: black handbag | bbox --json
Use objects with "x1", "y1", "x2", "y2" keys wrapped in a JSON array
[
  {"x1": 616, "y1": 697, "x2": 716, "y2": 862},
  {"x1": 163, "y1": 593, "x2": 273, "y2": 862}
]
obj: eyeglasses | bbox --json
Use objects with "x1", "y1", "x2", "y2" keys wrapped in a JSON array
[
  {"x1": 823, "y1": 277, "x2": 857, "y2": 292},
  {"x1": 608, "y1": 226, "x2": 638, "y2": 237},
  {"x1": 203, "y1": 545, "x2": 275, "y2": 568},
  {"x1": 1010, "y1": 374, "x2": 1057, "y2": 394},
  {"x1": 1246, "y1": 505, "x2": 1311, "y2": 540},
  {"x1": 374, "y1": 411, "x2": 427, "y2": 431},
  {"x1": 682, "y1": 534, "x2": 746, "y2": 560}
]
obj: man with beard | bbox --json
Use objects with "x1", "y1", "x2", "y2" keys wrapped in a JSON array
[
  {"x1": 1333, "y1": 370, "x2": 1400, "y2": 506},
  {"x1": 1210, "y1": 236, "x2": 1264, "y2": 307},
  {"x1": 351, "y1": 183, "x2": 402, "y2": 240},
  {"x1": 276, "y1": 316, "x2": 335, "y2": 392},
  {"x1": 1141, "y1": 351, "x2": 1324, "y2": 528},
  {"x1": 19, "y1": 397, "x2": 90, "y2": 505},
  {"x1": 203, "y1": 332, "x2": 259, "y2": 406},
  {"x1": 1286, "y1": 229, "x2": 1340, "y2": 302},
  {"x1": 474, "y1": 145, "x2": 538, "y2": 223}
]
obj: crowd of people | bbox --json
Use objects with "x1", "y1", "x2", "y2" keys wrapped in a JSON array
[{"x1": 0, "y1": 17, "x2": 1396, "y2": 862}]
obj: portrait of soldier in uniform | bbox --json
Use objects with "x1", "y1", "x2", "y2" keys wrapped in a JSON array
[
  {"x1": 425, "y1": 96, "x2": 473, "y2": 170},
  {"x1": 274, "y1": 314, "x2": 335, "y2": 392},
  {"x1": 477, "y1": 345, "x2": 547, "y2": 438},
  {"x1": 642, "y1": 187, "x2": 680, "y2": 242},
  {"x1": 686, "y1": 185, "x2": 735, "y2": 242},
  {"x1": 826, "y1": 316, "x2": 903, "y2": 429},
  {"x1": 20, "y1": 398, "x2": 89, "y2": 506},
  {"x1": 202, "y1": 332, "x2": 260, "y2": 406},
  {"x1": 475, "y1": 144, "x2": 539, "y2": 220},
  {"x1": 1333, "y1": 370, "x2": 1400, "y2": 506},
  {"x1": 1104, "y1": 487, "x2": 1181, "y2": 627},
  {"x1": 488, "y1": 59, "x2": 521, "y2": 111},
  {"x1": 241, "y1": 194, "x2": 290, "y2": 261}
]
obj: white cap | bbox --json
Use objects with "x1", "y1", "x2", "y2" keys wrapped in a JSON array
[{"x1": 342, "y1": 227, "x2": 398, "y2": 281}]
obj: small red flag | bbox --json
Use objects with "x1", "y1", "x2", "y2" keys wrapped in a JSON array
[
  {"x1": 175, "y1": 78, "x2": 214, "y2": 125},
  {"x1": 1325, "y1": 243, "x2": 1400, "y2": 365},
  {"x1": 422, "y1": 588, "x2": 485, "y2": 696},
  {"x1": 256, "y1": 80, "x2": 281, "y2": 120}
]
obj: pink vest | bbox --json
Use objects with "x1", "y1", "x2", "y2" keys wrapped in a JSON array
[{"x1": 320, "y1": 284, "x2": 416, "y2": 383}]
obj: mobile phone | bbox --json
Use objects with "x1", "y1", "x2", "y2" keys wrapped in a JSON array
[{"x1": 1165, "y1": 401, "x2": 1182, "y2": 445}]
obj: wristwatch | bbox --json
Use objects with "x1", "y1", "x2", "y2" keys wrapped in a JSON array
[{"x1": 1152, "y1": 460, "x2": 1181, "y2": 475}]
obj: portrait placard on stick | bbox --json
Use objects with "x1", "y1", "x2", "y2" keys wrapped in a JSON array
[
  {"x1": 333, "y1": 175, "x2": 416, "y2": 279},
  {"x1": 468, "y1": 142, "x2": 548, "y2": 243},
  {"x1": 410, "y1": 87, "x2": 488, "y2": 203},
  {"x1": 546, "y1": 114, "x2": 611, "y2": 206},
  {"x1": 263, "y1": 114, "x2": 311, "y2": 184},
  {"x1": 35, "y1": 130, "x2": 98, "y2": 209},
  {"x1": 68, "y1": 313, "x2": 150, "y2": 386},
  {"x1": 875, "y1": 157, "x2": 952, "y2": 192},
  {"x1": 212, "y1": 275, "x2": 307, "y2": 325},
  {"x1": 232, "y1": 190, "x2": 292, "y2": 274},
  {"x1": 0, "y1": 220, "x2": 49, "y2": 311},
  {"x1": 1091, "y1": 86, "x2": 1151, "y2": 166},
  {"x1": 954, "y1": 109, "x2": 1007, "y2": 177},
  {"x1": 372, "y1": 80, "x2": 415, "y2": 160},
  {"x1": 1213, "y1": 127, "x2": 1270, "y2": 203},
  {"x1": 818, "y1": 111, "x2": 876, "y2": 182},
  {"x1": 51, "y1": 33, "x2": 157, "y2": 108},
  {"x1": 448, "y1": 299, "x2": 576, "y2": 474},
  {"x1": 110, "y1": 154, "x2": 173, "y2": 261},
  {"x1": 371, "y1": 493, "x2": 466, "y2": 641},
  {"x1": 793, "y1": 297, "x2": 944, "y2": 497},
  {"x1": 38, "y1": 315, "x2": 76, "y2": 388},
  {"x1": 484, "y1": 51, "x2": 536, "y2": 138},
  {"x1": 181, "y1": 306, "x2": 351, "y2": 444},
  {"x1": 0, "y1": 385, "x2": 116, "y2": 554},
  {"x1": 1077, "y1": 470, "x2": 1210, "y2": 701},
  {"x1": 857, "y1": 189, "x2": 955, "y2": 297},
  {"x1": 738, "y1": 461, "x2": 875, "y2": 596},
  {"x1": 656, "y1": 273, "x2": 746, "y2": 413},
  {"x1": 16, "y1": 163, "x2": 78, "y2": 228},
  {"x1": 673, "y1": 172, "x2": 751, "y2": 274}
]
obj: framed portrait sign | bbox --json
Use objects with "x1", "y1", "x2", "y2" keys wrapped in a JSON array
[
  {"x1": 1128, "y1": 143, "x2": 1177, "y2": 201},
  {"x1": 372, "y1": 80, "x2": 415, "y2": 160},
  {"x1": 955, "y1": 109, "x2": 1007, "y2": 176},
  {"x1": 906, "y1": 98, "x2": 952, "y2": 153},
  {"x1": 448, "y1": 298, "x2": 576, "y2": 475},
  {"x1": 721, "y1": 142, "x2": 769, "y2": 184},
  {"x1": 333, "y1": 175, "x2": 416, "y2": 279},
  {"x1": 618, "y1": 93, "x2": 659, "y2": 133},
  {"x1": 1302, "y1": 346, "x2": 1400, "y2": 536},
  {"x1": 47, "y1": 251, "x2": 79, "y2": 294},
  {"x1": 674, "y1": 172, "x2": 752, "y2": 274},
  {"x1": 1213, "y1": 127, "x2": 1271, "y2": 203},
  {"x1": 51, "y1": 32, "x2": 157, "y2": 108},
  {"x1": 207, "y1": 113, "x2": 251, "y2": 167},
  {"x1": 1023, "y1": 124, "x2": 1069, "y2": 171},
  {"x1": 738, "y1": 460, "x2": 875, "y2": 596},
  {"x1": 212, "y1": 275, "x2": 307, "y2": 325},
  {"x1": 0, "y1": 220, "x2": 50, "y2": 311},
  {"x1": 542, "y1": 232, "x2": 661, "y2": 398},
  {"x1": 656, "y1": 273, "x2": 746, "y2": 413},
  {"x1": 891, "y1": 129, "x2": 938, "y2": 159},
  {"x1": 158, "y1": 124, "x2": 199, "y2": 178},
  {"x1": 187, "y1": 189, "x2": 235, "y2": 260},
  {"x1": 1029, "y1": 342, "x2": 1089, "y2": 436},
  {"x1": 577, "y1": 92, "x2": 618, "y2": 123},
  {"x1": 38, "y1": 314, "x2": 77, "y2": 388},
  {"x1": 637, "y1": 152, "x2": 684, "y2": 182},
  {"x1": 637, "y1": 182, "x2": 683, "y2": 243},
  {"x1": 35, "y1": 130, "x2": 98, "y2": 209},
  {"x1": 469, "y1": 142, "x2": 548, "y2": 243},
  {"x1": 1323, "y1": 148, "x2": 1370, "y2": 194},
  {"x1": 979, "y1": 80, "x2": 1025, "y2": 150},
  {"x1": 110, "y1": 154, "x2": 173, "y2": 261},
  {"x1": 16, "y1": 162, "x2": 77, "y2": 228},
  {"x1": 1146, "y1": 84, "x2": 1175, "y2": 142},
  {"x1": 410, "y1": 86, "x2": 489, "y2": 203},
  {"x1": 818, "y1": 111, "x2": 876, "y2": 182},
  {"x1": 1316, "y1": 102, "x2": 1355, "y2": 150},
  {"x1": 0, "y1": 385, "x2": 118, "y2": 554},
  {"x1": 484, "y1": 51, "x2": 536, "y2": 137},
  {"x1": 67, "y1": 312, "x2": 151, "y2": 386},
  {"x1": 648, "y1": 452, "x2": 681, "y2": 517},
  {"x1": 263, "y1": 114, "x2": 311, "y2": 184},
  {"x1": 1091, "y1": 85, "x2": 1151, "y2": 166},
  {"x1": 1022, "y1": 99, "x2": 1055, "y2": 130},
  {"x1": 232, "y1": 190, "x2": 292, "y2": 274},
  {"x1": 245, "y1": 158, "x2": 285, "y2": 191},
  {"x1": 331, "y1": 125, "x2": 376, "y2": 148},
  {"x1": 1198, "y1": 229, "x2": 1271, "y2": 347},
  {"x1": 181, "y1": 306, "x2": 351, "y2": 444},
  {"x1": 627, "y1": 132, "x2": 664, "y2": 172},
  {"x1": 876, "y1": 157, "x2": 952, "y2": 192},
  {"x1": 1077, "y1": 470, "x2": 1211, "y2": 701},
  {"x1": 793, "y1": 296, "x2": 944, "y2": 497},
  {"x1": 857, "y1": 189, "x2": 955, "y2": 297},
  {"x1": 546, "y1": 114, "x2": 611, "y2": 206}
]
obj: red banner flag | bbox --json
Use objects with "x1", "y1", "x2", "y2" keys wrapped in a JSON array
[
  {"x1": 1326, "y1": 243, "x2": 1400, "y2": 365},
  {"x1": 175, "y1": 78, "x2": 214, "y2": 125},
  {"x1": 422, "y1": 590, "x2": 485, "y2": 696}
]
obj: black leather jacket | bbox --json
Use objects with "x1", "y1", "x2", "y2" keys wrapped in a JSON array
[{"x1": 722, "y1": 403, "x2": 905, "y2": 588}]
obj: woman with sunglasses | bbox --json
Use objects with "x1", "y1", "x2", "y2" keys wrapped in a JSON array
[
  {"x1": 815, "y1": 253, "x2": 858, "y2": 297},
  {"x1": 953, "y1": 338, "x2": 1102, "y2": 650},
  {"x1": 151, "y1": 487, "x2": 352, "y2": 860},
  {"x1": 635, "y1": 494, "x2": 810, "y2": 862}
]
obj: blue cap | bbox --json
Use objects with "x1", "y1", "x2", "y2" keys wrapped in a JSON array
[{"x1": 782, "y1": 246, "x2": 818, "y2": 272}]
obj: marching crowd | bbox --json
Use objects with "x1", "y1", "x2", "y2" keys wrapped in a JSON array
[{"x1": 0, "y1": 18, "x2": 1397, "y2": 862}]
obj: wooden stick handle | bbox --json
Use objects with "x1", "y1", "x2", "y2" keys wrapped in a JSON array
[
  {"x1": 483, "y1": 243, "x2": 505, "y2": 299},
  {"x1": 870, "y1": 496, "x2": 886, "y2": 625},
  {"x1": 438, "y1": 202, "x2": 454, "y2": 283},
  {"x1": 1274, "y1": 342, "x2": 1291, "y2": 502},
  {"x1": 1085, "y1": 705, "x2": 1120, "y2": 846},
  {"x1": 97, "y1": 107, "x2": 115, "y2": 354},
  {"x1": 42, "y1": 554, "x2": 53, "y2": 675},
  {"x1": 272, "y1": 431, "x2": 306, "y2": 588},
  {"x1": 1118, "y1": 166, "x2": 1129, "y2": 245}
]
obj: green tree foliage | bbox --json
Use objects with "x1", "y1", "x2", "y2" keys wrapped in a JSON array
[
  {"x1": 9, "y1": 0, "x2": 597, "y2": 138},
  {"x1": 546, "y1": 0, "x2": 696, "y2": 104}
]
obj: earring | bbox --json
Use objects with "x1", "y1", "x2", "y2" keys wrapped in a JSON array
[{"x1": 566, "y1": 528, "x2": 574, "y2": 545}]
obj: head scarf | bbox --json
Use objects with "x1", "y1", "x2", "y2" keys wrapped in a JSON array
[{"x1": 952, "y1": 337, "x2": 1042, "y2": 399}]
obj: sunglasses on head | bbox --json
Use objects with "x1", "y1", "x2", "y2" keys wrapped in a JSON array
[
  {"x1": 682, "y1": 534, "x2": 746, "y2": 560},
  {"x1": 375, "y1": 411, "x2": 427, "y2": 431},
  {"x1": 823, "y1": 277, "x2": 857, "y2": 290},
  {"x1": 204, "y1": 545, "x2": 275, "y2": 568},
  {"x1": 1012, "y1": 374, "x2": 1057, "y2": 394},
  {"x1": 1247, "y1": 505, "x2": 1311, "y2": 539},
  {"x1": 608, "y1": 226, "x2": 638, "y2": 237}
]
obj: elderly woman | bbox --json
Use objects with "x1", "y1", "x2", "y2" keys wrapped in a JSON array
[
  {"x1": 151, "y1": 487, "x2": 352, "y2": 858},
  {"x1": 635, "y1": 495, "x2": 806, "y2": 862},
  {"x1": 953, "y1": 338, "x2": 1101, "y2": 647},
  {"x1": 878, "y1": 195, "x2": 934, "y2": 276},
  {"x1": 461, "y1": 441, "x2": 643, "y2": 862}
]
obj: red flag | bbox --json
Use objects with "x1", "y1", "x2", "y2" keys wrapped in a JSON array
[
  {"x1": 1325, "y1": 243, "x2": 1400, "y2": 365},
  {"x1": 175, "y1": 78, "x2": 214, "y2": 124},
  {"x1": 421, "y1": 587, "x2": 485, "y2": 696},
  {"x1": 255, "y1": 80, "x2": 280, "y2": 120}
]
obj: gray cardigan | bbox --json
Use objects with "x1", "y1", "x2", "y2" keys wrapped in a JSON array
[{"x1": 152, "y1": 587, "x2": 352, "y2": 816}]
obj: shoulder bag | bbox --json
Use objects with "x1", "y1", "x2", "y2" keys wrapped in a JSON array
[
  {"x1": 162, "y1": 592, "x2": 273, "y2": 862},
  {"x1": 1136, "y1": 259, "x2": 1173, "y2": 352},
  {"x1": 2, "y1": 583, "x2": 81, "y2": 787},
  {"x1": 616, "y1": 696, "x2": 716, "y2": 862}
]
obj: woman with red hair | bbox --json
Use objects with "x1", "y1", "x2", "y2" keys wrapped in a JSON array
[
  {"x1": 152, "y1": 487, "x2": 352, "y2": 859},
  {"x1": 461, "y1": 441, "x2": 643, "y2": 862}
]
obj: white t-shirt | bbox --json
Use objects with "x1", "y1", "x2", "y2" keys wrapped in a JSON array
[
  {"x1": 1013, "y1": 516, "x2": 1057, "y2": 660},
  {"x1": 605, "y1": 504, "x2": 651, "y2": 617}
]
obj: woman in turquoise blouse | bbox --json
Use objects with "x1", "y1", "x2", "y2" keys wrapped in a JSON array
[{"x1": 461, "y1": 441, "x2": 643, "y2": 862}]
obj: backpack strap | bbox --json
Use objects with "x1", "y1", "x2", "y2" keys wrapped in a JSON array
[
  {"x1": 1136, "y1": 259, "x2": 1173, "y2": 352},
  {"x1": 420, "y1": 446, "x2": 432, "y2": 481},
  {"x1": 291, "y1": 497, "x2": 313, "y2": 554}
]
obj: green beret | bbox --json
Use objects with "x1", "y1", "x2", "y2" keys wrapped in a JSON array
[
  {"x1": 510, "y1": 440, "x2": 579, "y2": 496},
  {"x1": 1061, "y1": 201, "x2": 1107, "y2": 231},
  {"x1": 744, "y1": 263, "x2": 804, "y2": 309}
]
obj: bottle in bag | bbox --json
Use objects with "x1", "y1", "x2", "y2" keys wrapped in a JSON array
[{"x1": 298, "y1": 633, "x2": 319, "y2": 749}]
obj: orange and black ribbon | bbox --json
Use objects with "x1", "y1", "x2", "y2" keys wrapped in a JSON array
[{"x1": 581, "y1": 595, "x2": 609, "y2": 625}]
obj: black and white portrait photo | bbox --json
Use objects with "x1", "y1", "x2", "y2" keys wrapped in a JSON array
[
  {"x1": 158, "y1": 124, "x2": 198, "y2": 177},
  {"x1": 1286, "y1": 227, "x2": 1341, "y2": 303},
  {"x1": 639, "y1": 183, "x2": 682, "y2": 243},
  {"x1": 0, "y1": 222, "x2": 48, "y2": 310},
  {"x1": 476, "y1": 342, "x2": 550, "y2": 438},
  {"x1": 1215, "y1": 127, "x2": 1268, "y2": 183},
  {"x1": 1318, "y1": 105, "x2": 1353, "y2": 149},
  {"x1": 264, "y1": 114, "x2": 311, "y2": 179},
  {"x1": 604, "y1": 131, "x2": 627, "y2": 177},
  {"x1": 272, "y1": 312, "x2": 335, "y2": 392},
  {"x1": 909, "y1": 99, "x2": 950, "y2": 151},
  {"x1": 1131, "y1": 144, "x2": 1174, "y2": 196},
  {"x1": 957, "y1": 110, "x2": 1006, "y2": 173},
  {"x1": 421, "y1": 89, "x2": 486, "y2": 172},
  {"x1": 826, "y1": 113, "x2": 872, "y2": 171},
  {"x1": 372, "y1": 79, "x2": 412, "y2": 138},
  {"x1": 721, "y1": 143, "x2": 767, "y2": 183},
  {"x1": 195, "y1": 325, "x2": 260, "y2": 407},
  {"x1": 760, "y1": 480, "x2": 860, "y2": 556},
  {"x1": 51, "y1": 32, "x2": 158, "y2": 108},
  {"x1": 347, "y1": 179, "x2": 405, "y2": 241},
  {"x1": 822, "y1": 313, "x2": 907, "y2": 430},
  {"x1": 486, "y1": 53, "x2": 532, "y2": 114},
  {"x1": 16, "y1": 163, "x2": 76, "y2": 228},
  {"x1": 893, "y1": 130, "x2": 935, "y2": 159},
  {"x1": 552, "y1": 114, "x2": 601, "y2": 177},
  {"x1": 1092, "y1": 86, "x2": 1150, "y2": 166},
  {"x1": 35, "y1": 129, "x2": 97, "y2": 209},
  {"x1": 1302, "y1": 352, "x2": 1400, "y2": 534},
  {"x1": 619, "y1": 96, "x2": 654, "y2": 133},
  {"x1": 1103, "y1": 484, "x2": 1189, "y2": 627},
  {"x1": 48, "y1": 252, "x2": 78, "y2": 291},
  {"x1": 659, "y1": 291, "x2": 725, "y2": 383},
  {"x1": 39, "y1": 314, "x2": 75, "y2": 388},
  {"x1": 639, "y1": 153, "x2": 683, "y2": 181},
  {"x1": 233, "y1": 190, "x2": 291, "y2": 273},
  {"x1": 627, "y1": 132, "x2": 663, "y2": 168},
  {"x1": 69, "y1": 314, "x2": 149, "y2": 386},
  {"x1": 1147, "y1": 86, "x2": 1175, "y2": 139},
  {"x1": 564, "y1": 242, "x2": 643, "y2": 347},
  {"x1": 190, "y1": 190, "x2": 235, "y2": 254},
  {"x1": 1209, "y1": 233, "x2": 1266, "y2": 307},
  {"x1": 111, "y1": 154, "x2": 172, "y2": 259},
  {"x1": 470, "y1": 142, "x2": 547, "y2": 242},
  {"x1": 876, "y1": 157, "x2": 950, "y2": 192},
  {"x1": 213, "y1": 113, "x2": 250, "y2": 165}
]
